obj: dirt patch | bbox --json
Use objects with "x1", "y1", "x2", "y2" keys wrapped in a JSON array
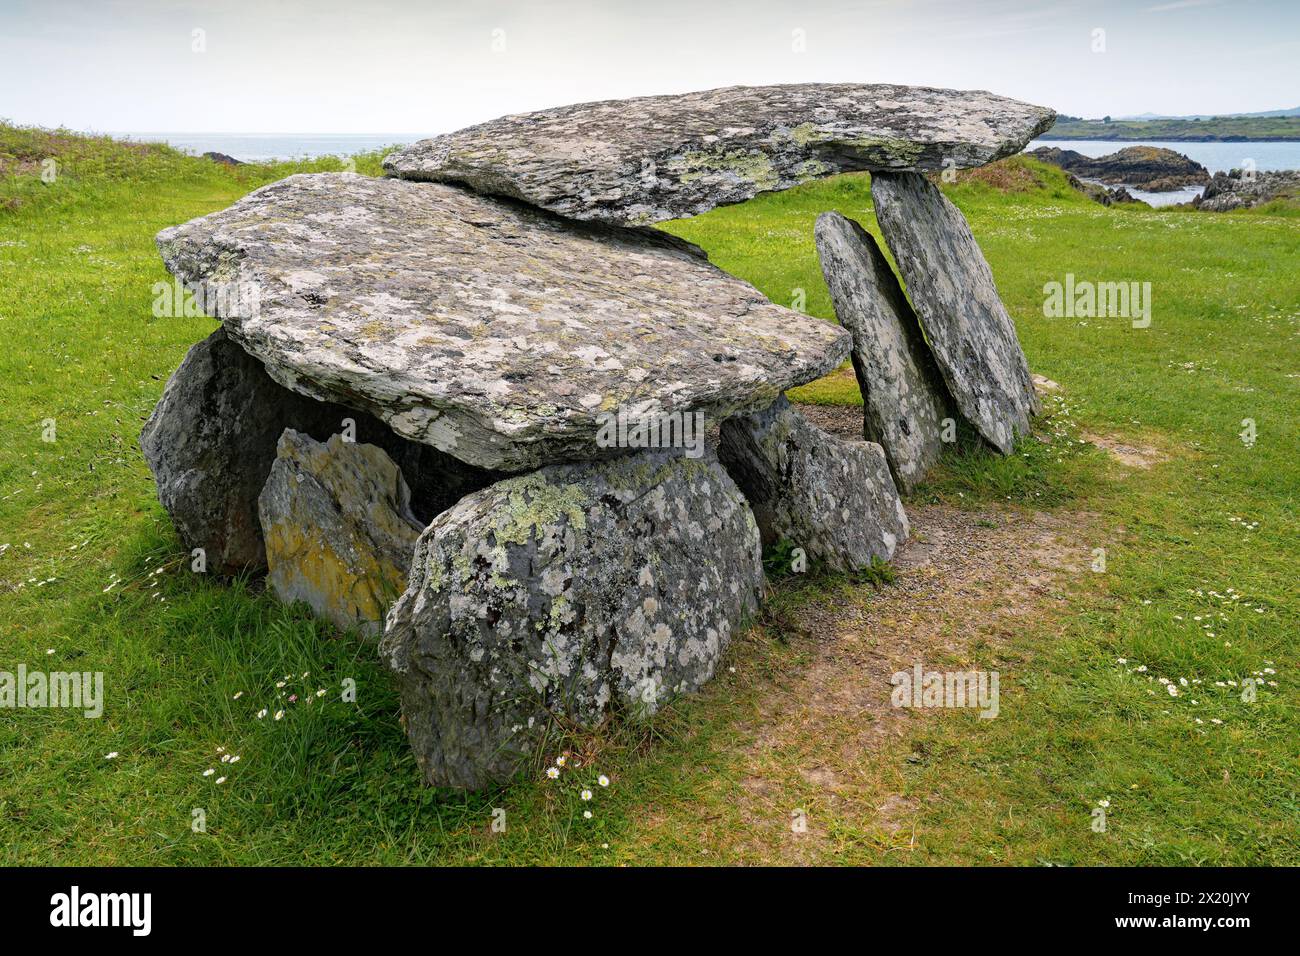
[
  {"x1": 1082, "y1": 431, "x2": 1167, "y2": 469},
  {"x1": 793, "y1": 402, "x2": 865, "y2": 441},
  {"x1": 715, "y1": 503, "x2": 1099, "y2": 863}
]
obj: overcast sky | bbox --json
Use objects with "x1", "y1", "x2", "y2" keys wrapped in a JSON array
[{"x1": 3, "y1": 0, "x2": 1296, "y2": 134}]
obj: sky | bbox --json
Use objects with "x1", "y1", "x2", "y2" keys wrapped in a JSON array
[{"x1": 2, "y1": 0, "x2": 1297, "y2": 134}]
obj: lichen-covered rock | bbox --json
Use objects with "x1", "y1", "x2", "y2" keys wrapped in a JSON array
[
  {"x1": 384, "y1": 83, "x2": 1055, "y2": 225},
  {"x1": 814, "y1": 212, "x2": 952, "y2": 493},
  {"x1": 718, "y1": 395, "x2": 908, "y2": 570},
  {"x1": 870, "y1": 172, "x2": 1039, "y2": 455},
  {"x1": 380, "y1": 449, "x2": 763, "y2": 789},
  {"x1": 156, "y1": 173, "x2": 849, "y2": 472},
  {"x1": 140, "y1": 328, "x2": 495, "y2": 573},
  {"x1": 259, "y1": 430, "x2": 423, "y2": 634},
  {"x1": 140, "y1": 327, "x2": 350, "y2": 574}
]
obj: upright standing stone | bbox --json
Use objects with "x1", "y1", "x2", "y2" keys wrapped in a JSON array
[
  {"x1": 140, "y1": 328, "x2": 350, "y2": 574},
  {"x1": 380, "y1": 449, "x2": 763, "y2": 789},
  {"x1": 814, "y1": 211, "x2": 952, "y2": 492},
  {"x1": 259, "y1": 430, "x2": 423, "y2": 635},
  {"x1": 718, "y1": 395, "x2": 908, "y2": 570},
  {"x1": 871, "y1": 172, "x2": 1039, "y2": 454},
  {"x1": 385, "y1": 84, "x2": 1056, "y2": 225}
]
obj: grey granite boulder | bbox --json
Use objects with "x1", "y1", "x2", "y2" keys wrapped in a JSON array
[
  {"x1": 140, "y1": 328, "x2": 495, "y2": 573},
  {"x1": 718, "y1": 395, "x2": 908, "y2": 570},
  {"x1": 259, "y1": 430, "x2": 423, "y2": 634},
  {"x1": 870, "y1": 172, "x2": 1039, "y2": 454},
  {"x1": 380, "y1": 449, "x2": 763, "y2": 789},
  {"x1": 156, "y1": 173, "x2": 849, "y2": 472},
  {"x1": 814, "y1": 211, "x2": 952, "y2": 493},
  {"x1": 384, "y1": 83, "x2": 1055, "y2": 225}
]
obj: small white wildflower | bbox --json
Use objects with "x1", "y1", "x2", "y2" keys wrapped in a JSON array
[
  {"x1": 232, "y1": 691, "x2": 243, "y2": 700},
  {"x1": 546, "y1": 766, "x2": 559, "y2": 779},
  {"x1": 581, "y1": 789, "x2": 593, "y2": 801},
  {"x1": 104, "y1": 752, "x2": 118, "y2": 760},
  {"x1": 1098, "y1": 799, "x2": 1110, "y2": 808},
  {"x1": 598, "y1": 775, "x2": 610, "y2": 787},
  {"x1": 1167, "y1": 684, "x2": 1178, "y2": 697},
  {"x1": 583, "y1": 810, "x2": 593, "y2": 819},
  {"x1": 256, "y1": 708, "x2": 268, "y2": 719},
  {"x1": 274, "y1": 710, "x2": 284, "y2": 720},
  {"x1": 202, "y1": 768, "x2": 215, "y2": 777},
  {"x1": 555, "y1": 755, "x2": 566, "y2": 767},
  {"x1": 215, "y1": 776, "x2": 226, "y2": 785}
]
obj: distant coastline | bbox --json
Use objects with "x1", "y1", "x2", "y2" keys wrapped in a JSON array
[{"x1": 1046, "y1": 116, "x2": 1300, "y2": 142}]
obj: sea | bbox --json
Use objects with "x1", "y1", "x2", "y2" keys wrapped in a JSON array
[
  {"x1": 1026, "y1": 138, "x2": 1300, "y2": 207},
  {"x1": 116, "y1": 132, "x2": 1300, "y2": 209}
]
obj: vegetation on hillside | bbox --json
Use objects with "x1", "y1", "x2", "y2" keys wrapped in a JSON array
[{"x1": 1046, "y1": 115, "x2": 1300, "y2": 141}]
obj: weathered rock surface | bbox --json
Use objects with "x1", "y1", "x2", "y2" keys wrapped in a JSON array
[
  {"x1": 259, "y1": 430, "x2": 423, "y2": 634},
  {"x1": 718, "y1": 395, "x2": 908, "y2": 570},
  {"x1": 1029, "y1": 145, "x2": 1209, "y2": 191},
  {"x1": 814, "y1": 212, "x2": 952, "y2": 492},
  {"x1": 1064, "y1": 173, "x2": 1145, "y2": 207},
  {"x1": 140, "y1": 327, "x2": 496, "y2": 573},
  {"x1": 380, "y1": 449, "x2": 763, "y2": 789},
  {"x1": 871, "y1": 172, "x2": 1038, "y2": 454},
  {"x1": 1196, "y1": 168, "x2": 1300, "y2": 211},
  {"x1": 384, "y1": 84, "x2": 1056, "y2": 225},
  {"x1": 156, "y1": 173, "x2": 849, "y2": 472},
  {"x1": 140, "y1": 327, "x2": 349, "y2": 574}
]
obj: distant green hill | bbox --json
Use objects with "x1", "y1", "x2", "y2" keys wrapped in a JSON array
[{"x1": 1047, "y1": 116, "x2": 1300, "y2": 141}]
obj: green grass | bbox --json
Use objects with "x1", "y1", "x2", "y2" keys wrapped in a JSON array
[
  {"x1": 1047, "y1": 115, "x2": 1300, "y2": 141},
  {"x1": 1, "y1": 127, "x2": 1296, "y2": 865}
]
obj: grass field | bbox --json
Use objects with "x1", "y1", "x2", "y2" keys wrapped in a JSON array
[
  {"x1": 1, "y1": 126, "x2": 1296, "y2": 865},
  {"x1": 1047, "y1": 114, "x2": 1300, "y2": 141}
]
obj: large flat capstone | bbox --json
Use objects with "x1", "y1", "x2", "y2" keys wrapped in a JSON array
[
  {"x1": 384, "y1": 83, "x2": 1055, "y2": 225},
  {"x1": 870, "y1": 172, "x2": 1039, "y2": 455},
  {"x1": 380, "y1": 449, "x2": 763, "y2": 789},
  {"x1": 156, "y1": 172, "x2": 849, "y2": 472}
]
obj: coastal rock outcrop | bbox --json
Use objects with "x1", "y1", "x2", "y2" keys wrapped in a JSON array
[
  {"x1": 1195, "y1": 168, "x2": 1300, "y2": 211},
  {"x1": 156, "y1": 172, "x2": 849, "y2": 472},
  {"x1": 1029, "y1": 145, "x2": 1209, "y2": 191},
  {"x1": 385, "y1": 83, "x2": 1055, "y2": 225},
  {"x1": 379, "y1": 449, "x2": 763, "y2": 789},
  {"x1": 871, "y1": 172, "x2": 1039, "y2": 455},
  {"x1": 813, "y1": 211, "x2": 952, "y2": 492},
  {"x1": 259, "y1": 430, "x2": 423, "y2": 635},
  {"x1": 718, "y1": 395, "x2": 908, "y2": 570}
]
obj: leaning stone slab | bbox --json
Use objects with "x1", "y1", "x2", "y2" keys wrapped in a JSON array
[
  {"x1": 384, "y1": 84, "x2": 1055, "y2": 225},
  {"x1": 156, "y1": 173, "x2": 849, "y2": 472},
  {"x1": 870, "y1": 172, "x2": 1039, "y2": 455},
  {"x1": 140, "y1": 327, "x2": 495, "y2": 574},
  {"x1": 718, "y1": 395, "x2": 908, "y2": 571},
  {"x1": 814, "y1": 211, "x2": 952, "y2": 493},
  {"x1": 380, "y1": 449, "x2": 763, "y2": 790},
  {"x1": 259, "y1": 430, "x2": 423, "y2": 635}
]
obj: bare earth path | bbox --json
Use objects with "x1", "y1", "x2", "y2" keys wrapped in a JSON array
[{"x1": 627, "y1": 491, "x2": 1102, "y2": 864}]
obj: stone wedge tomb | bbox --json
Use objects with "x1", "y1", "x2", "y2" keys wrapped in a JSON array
[{"x1": 142, "y1": 82, "x2": 1051, "y2": 788}]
